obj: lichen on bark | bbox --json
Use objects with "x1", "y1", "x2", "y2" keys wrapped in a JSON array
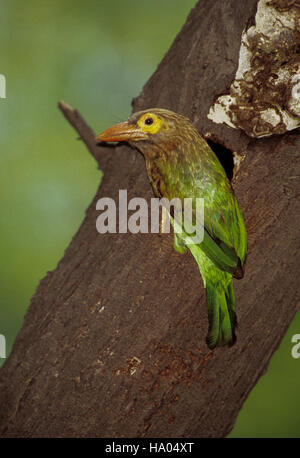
[{"x1": 208, "y1": 0, "x2": 300, "y2": 137}]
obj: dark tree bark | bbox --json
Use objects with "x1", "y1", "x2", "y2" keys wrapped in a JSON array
[{"x1": 0, "y1": 0, "x2": 299, "y2": 437}]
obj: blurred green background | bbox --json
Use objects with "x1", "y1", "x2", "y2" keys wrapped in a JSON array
[{"x1": 0, "y1": 0, "x2": 299, "y2": 438}]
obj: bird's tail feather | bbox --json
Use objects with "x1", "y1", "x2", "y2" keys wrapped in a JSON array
[{"x1": 206, "y1": 277, "x2": 237, "y2": 349}]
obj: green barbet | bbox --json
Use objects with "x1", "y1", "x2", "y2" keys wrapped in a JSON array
[{"x1": 97, "y1": 108, "x2": 247, "y2": 349}]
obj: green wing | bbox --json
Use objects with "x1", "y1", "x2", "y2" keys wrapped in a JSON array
[
  {"x1": 195, "y1": 189, "x2": 247, "y2": 278},
  {"x1": 160, "y1": 138, "x2": 247, "y2": 276}
]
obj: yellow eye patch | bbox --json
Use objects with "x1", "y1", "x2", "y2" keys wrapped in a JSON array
[{"x1": 137, "y1": 113, "x2": 166, "y2": 135}]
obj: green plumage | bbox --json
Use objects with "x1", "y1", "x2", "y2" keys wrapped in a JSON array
[{"x1": 98, "y1": 108, "x2": 247, "y2": 349}]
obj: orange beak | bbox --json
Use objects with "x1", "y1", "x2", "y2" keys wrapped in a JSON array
[{"x1": 96, "y1": 121, "x2": 147, "y2": 143}]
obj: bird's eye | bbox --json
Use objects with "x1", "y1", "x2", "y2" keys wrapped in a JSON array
[{"x1": 145, "y1": 117, "x2": 154, "y2": 126}]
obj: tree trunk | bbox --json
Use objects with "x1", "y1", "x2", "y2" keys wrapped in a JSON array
[{"x1": 0, "y1": 0, "x2": 299, "y2": 437}]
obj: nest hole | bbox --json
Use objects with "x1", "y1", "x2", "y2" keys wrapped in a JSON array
[{"x1": 206, "y1": 139, "x2": 234, "y2": 181}]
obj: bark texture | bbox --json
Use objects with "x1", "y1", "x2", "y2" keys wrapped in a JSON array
[{"x1": 0, "y1": 0, "x2": 299, "y2": 437}]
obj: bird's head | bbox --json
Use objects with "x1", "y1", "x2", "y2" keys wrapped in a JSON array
[{"x1": 96, "y1": 108, "x2": 193, "y2": 153}]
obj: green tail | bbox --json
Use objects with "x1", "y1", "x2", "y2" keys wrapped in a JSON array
[
  {"x1": 171, "y1": 219, "x2": 240, "y2": 349},
  {"x1": 206, "y1": 276, "x2": 237, "y2": 349},
  {"x1": 186, "y1": 242, "x2": 237, "y2": 349}
]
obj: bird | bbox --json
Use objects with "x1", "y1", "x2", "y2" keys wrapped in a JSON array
[{"x1": 97, "y1": 108, "x2": 247, "y2": 349}]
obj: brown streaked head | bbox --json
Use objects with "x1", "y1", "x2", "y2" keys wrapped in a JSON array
[{"x1": 96, "y1": 108, "x2": 192, "y2": 149}]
